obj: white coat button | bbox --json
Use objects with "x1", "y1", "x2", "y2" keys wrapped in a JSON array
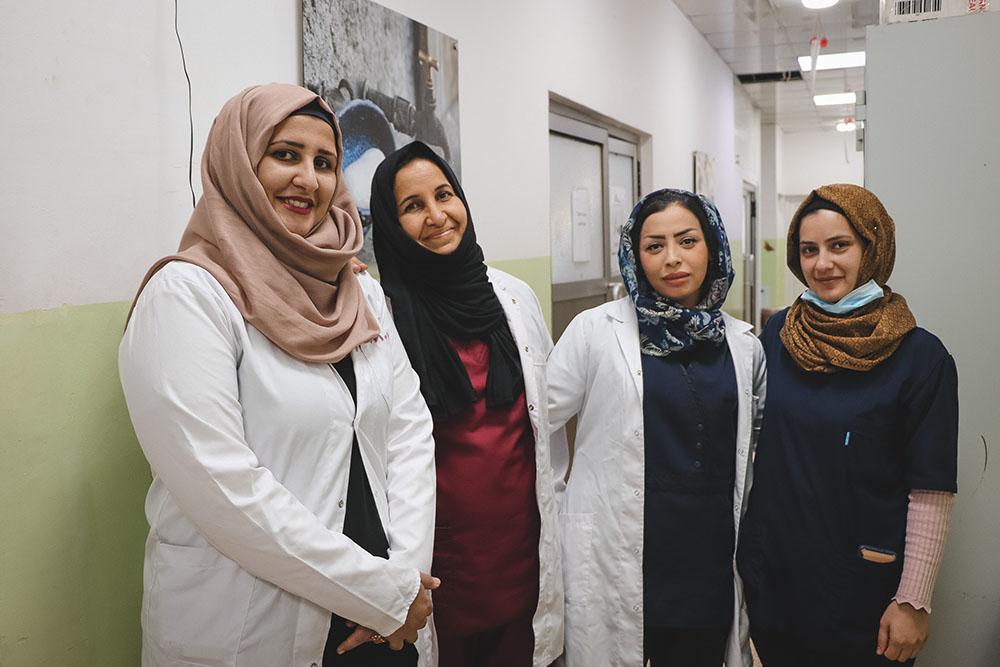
[
  {"x1": 634, "y1": 429, "x2": 641, "y2": 437},
  {"x1": 337, "y1": 499, "x2": 344, "y2": 508},
  {"x1": 524, "y1": 345, "x2": 530, "y2": 353},
  {"x1": 636, "y1": 369, "x2": 642, "y2": 376},
  {"x1": 633, "y1": 604, "x2": 641, "y2": 612},
  {"x1": 634, "y1": 489, "x2": 641, "y2": 497},
  {"x1": 528, "y1": 404, "x2": 535, "y2": 411},
  {"x1": 634, "y1": 547, "x2": 641, "y2": 556},
  {"x1": 512, "y1": 298, "x2": 518, "y2": 304}
]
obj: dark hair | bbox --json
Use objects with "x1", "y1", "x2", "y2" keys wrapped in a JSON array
[
  {"x1": 392, "y1": 148, "x2": 462, "y2": 199},
  {"x1": 288, "y1": 99, "x2": 337, "y2": 131},
  {"x1": 791, "y1": 193, "x2": 867, "y2": 261},
  {"x1": 629, "y1": 190, "x2": 717, "y2": 261},
  {"x1": 797, "y1": 195, "x2": 847, "y2": 221}
]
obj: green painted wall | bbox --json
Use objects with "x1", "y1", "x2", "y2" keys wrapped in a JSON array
[
  {"x1": 760, "y1": 236, "x2": 787, "y2": 308},
  {"x1": 724, "y1": 237, "x2": 796, "y2": 322},
  {"x1": 0, "y1": 302, "x2": 148, "y2": 666},
  {"x1": 0, "y1": 256, "x2": 554, "y2": 665},
  {"x1": 724, "y1": 238, "x2": 745, "y2": 320},
  {"x1": 489, "y1": 256, "x2": 553, "y2": 331}
]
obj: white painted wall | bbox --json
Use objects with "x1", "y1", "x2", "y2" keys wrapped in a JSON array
[
  {"x1": 0, "y1": 0, "x2": 299, "y2": 314},
  {"x1": 866, "y1": 14, "x2": 1000, "y2": 664},
  {"x1": 734, "y1": 83, "x2": 762, "y2": 189},
  {"x1": 372, "y1": 0, "x2": 551, "y2": 260},
  {"x1": 759, "y1": 123, "x2": 783, "y2": 241},
  {"x1": 781, "y1": 129, "x2": 863, "y2": 196},
  {"x1": 780, "y1": 193, "x2": 807, "y2": 304},
  {"x1": 544, "y1": 0, "x2": 747, "y2": 242},
  {"x1": 1, "y1": 0, "x2": 751, "y2": 313}
]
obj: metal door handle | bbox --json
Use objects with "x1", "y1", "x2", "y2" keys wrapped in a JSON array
[{"x1": 607, "y1": 282, "x2": 626, "y2": 301}]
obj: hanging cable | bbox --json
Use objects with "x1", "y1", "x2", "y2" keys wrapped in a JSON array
[{"x1": 174, "y1": 0, "x2": 196, "y2": 209}]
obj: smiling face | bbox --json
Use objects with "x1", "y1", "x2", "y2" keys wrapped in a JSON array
[
  {"x1": 393, "y1": 158, "x2": 468, "y2": 254},
  {"x1": 637, "y1": 203, "x2": 710, "y2": 307},
  {"x1": 255, "y1": 114, "x2": 338, "y2": 237},
  {"x1": 797, "y1": 208, "x2": 864, "y2": 302}
]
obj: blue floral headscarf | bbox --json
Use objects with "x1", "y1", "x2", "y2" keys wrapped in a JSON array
[{"x1": 618, "y1": 188, "x2": 735, "y2": 357}]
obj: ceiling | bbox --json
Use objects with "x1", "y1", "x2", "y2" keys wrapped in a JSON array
[{"x1": 674, "y1": 0, "x2": 878, "y2": 133}]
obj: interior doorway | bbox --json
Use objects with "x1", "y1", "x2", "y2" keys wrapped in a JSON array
[
  {"x1": 741, "y1": 184, "x2": 760, "y2": 330},
  {"x1": 548, "y1": 107, "x2": 640, "y2": 342}
]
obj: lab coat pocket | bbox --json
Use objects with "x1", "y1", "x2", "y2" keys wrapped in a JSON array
[
  {"x1": 146, "y1": 541, "x2": 253, "y2": 663},
  {"x1": 559, "y1": 512, "x2": 596, "y2": 607}
]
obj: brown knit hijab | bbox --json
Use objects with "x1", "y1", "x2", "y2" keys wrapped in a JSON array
[
  {"x1": 127, "y1": 84, "x2": 379, "y2": 363},
  {"x1": 780, "y1": 183, "x2": 916, "y2": 373}
]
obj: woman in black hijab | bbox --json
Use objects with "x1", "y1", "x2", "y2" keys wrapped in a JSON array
[{"x1": 370, "y1": 142, "x2": 564, "y2": 667}]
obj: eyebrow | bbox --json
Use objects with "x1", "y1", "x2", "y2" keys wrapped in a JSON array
[
  {"x1": 397, "y1": 183, "x2": 453, "y2": 209},
  {"x1": 397, "y1": 194, "x2": 421, "y2": 210},
  {"x1": 800, "y1": 235, "x2": 853, "y2": 245},
  {"x1": 642, "y1": 227, "x2": 698, "y2": 240},
  {"x1": 268, "y1": 139, "x2": 336, "y2": 157}
]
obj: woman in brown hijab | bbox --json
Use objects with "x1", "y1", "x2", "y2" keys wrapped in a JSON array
[
  {"x1": 736, "y1": 184, "x2": 958, "y2": 666},
  {"x1": 119, "y1": 84, "x2": 438, "y2": 667}
]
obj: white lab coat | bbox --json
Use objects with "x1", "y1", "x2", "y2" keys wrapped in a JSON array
[
  {"x1": 119, "y1": 261, "x2": 436, "y2": 667},
  {"x1": 546, "y1": 298, "x2": 765, "y2": 667},
  {"x1": 482, "y1": 268, "x2": 566, "y2": 667}
]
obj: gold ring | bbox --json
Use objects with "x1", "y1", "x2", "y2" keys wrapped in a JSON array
[{"x1": 370, "y1": 633, "x2": 387, "y2": 645}]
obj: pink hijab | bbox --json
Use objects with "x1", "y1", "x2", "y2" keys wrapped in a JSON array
[{"x1": 128, "y1": 83, "x2": 379, "y2": 363}]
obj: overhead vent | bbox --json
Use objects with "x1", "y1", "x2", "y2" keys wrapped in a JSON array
[{"x1": 737, "y1": 71, "x2": 803, "y2": 84}]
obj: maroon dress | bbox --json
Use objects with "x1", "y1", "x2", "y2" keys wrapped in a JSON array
[{"x1": 431, "y1": 337, "x2": 541, "y2": 642}]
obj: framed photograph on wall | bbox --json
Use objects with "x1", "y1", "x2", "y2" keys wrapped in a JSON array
[
  {"x1": 693, "y1": 150, "x2": 715, "y2": 202},
  {"x1": 303, "y1": 0, "x2": 461, "y2": 268}
]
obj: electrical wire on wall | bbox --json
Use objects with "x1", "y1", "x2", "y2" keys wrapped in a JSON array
[{"x1": 174, "y1": 0, "x2": 196, "y2": 209}]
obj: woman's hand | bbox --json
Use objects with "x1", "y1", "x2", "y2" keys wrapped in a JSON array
[
  {"x1": 336, "y1": 572, "x2": 440, "y2": 654},
  {"x1": 335, "y1": 622, "x2": 380, "y2": 655},
  {"x1": 384, "y1": 572, "x2": 439, "y2": 650},
  {"x1": 877, "y1": 600, "x2": 929, "y2": 662},
  {"x1": 350, "y1": 257, "x2": 368, "y2": 274}
]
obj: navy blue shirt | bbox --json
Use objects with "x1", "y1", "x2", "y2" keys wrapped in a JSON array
[
  {"x1": 642, "y1": 340, "x2": 738, "y2": 629},
  {"x1": 737, "y1": 309, "x2": 958, "y2": 651}
]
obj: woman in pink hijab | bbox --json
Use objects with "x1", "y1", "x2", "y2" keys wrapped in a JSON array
[{"x1": 119, "y1": 84, "x2": 438, "y2": 667}]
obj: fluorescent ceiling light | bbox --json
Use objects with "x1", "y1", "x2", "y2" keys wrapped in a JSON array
[
  {"x1": 814, "y1": 92, "x2": 857, "y2": 106},
  {"x1": 798, "y1": 51, "x2": 866, "y2": 72},
  {"x1": 802, "y1": 0, "x2": 840, "y2": 8},
  {"x1": 836, "y1": 120, "x2": 857, "y2": 132}
]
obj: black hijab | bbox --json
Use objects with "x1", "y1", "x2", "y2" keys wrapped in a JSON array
[{"x1": 370, "y1": 141, "x2": 523, "y2": 419}]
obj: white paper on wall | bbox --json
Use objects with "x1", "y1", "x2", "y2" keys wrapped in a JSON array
[
  {"x1": 571, "y1": 187, "x2": 591, "y2": 262},
  {"x1": 609, "y1": 186, "x2": 629, "y2": 275}
]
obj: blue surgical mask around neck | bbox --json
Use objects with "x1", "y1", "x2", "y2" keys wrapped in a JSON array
[{"x1": 800, "y1": 279, "x2": 885, "y2": 315}]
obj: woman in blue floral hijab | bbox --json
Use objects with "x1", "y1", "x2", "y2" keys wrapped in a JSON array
[
  {"x1": 619, "y1": 188, "x2": 735, "y2": 355},
  {"x1": 547, "y1": 188, "x2": 765, "y2": 667}
]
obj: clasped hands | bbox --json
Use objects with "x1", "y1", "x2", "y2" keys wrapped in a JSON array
[{"x1": 336, "y1": 571, "x2": 440, "y2": 654}]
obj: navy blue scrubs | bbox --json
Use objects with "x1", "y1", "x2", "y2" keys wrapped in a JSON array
[
  {"x1": 737, "y1": 309, "x2": 958, "y2": 656},
  {"x1": 642, "y1": 340, "x2": 738, "y2": 635}
]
